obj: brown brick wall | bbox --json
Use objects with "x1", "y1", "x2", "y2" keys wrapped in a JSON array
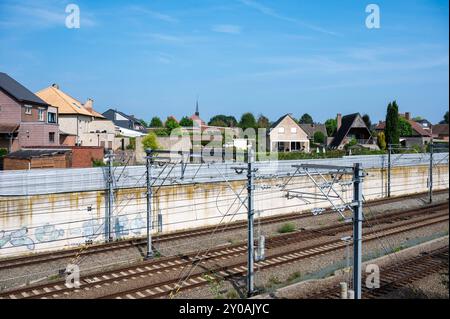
[
  {"x1": 0, "y1": 90, "x2": 21, "y2": 125},
  {"x1": 18, "y1": 122, "x2": 60, "y2": 147},
  {"x1": 71, "y1": 147, "x2": 104, "y2": 168},
  {"x1": 21, "y1": 104, "x2": 45, "y2": 122},
  {"x1": 3, "y1": 153, "x2": 70, "y2": 170}
]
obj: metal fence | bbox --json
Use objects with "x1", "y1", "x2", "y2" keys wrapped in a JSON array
[{"x1": 0, "y1": 153, "x2": 448, "y2": 196}]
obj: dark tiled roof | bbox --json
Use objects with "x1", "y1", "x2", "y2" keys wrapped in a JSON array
[
  {"x1": 5, "y1": 149, "x2": 71, "y2": 159},
  {"x1": 432, "y1": 124, "x2": 449, "y2": 136},
  {"x1": 0, "y1": 72, "x2": 48, "y2": 105},
  {"x1": 329, "y1": 113, "x2": 361, "y2": 148},
  {"x1": 104, "y1": 109, "x2": 141, "y2": 123},
  {"x1": 299, "y1": 124, "x2": 328, "y2": 138},
  {"x1": 376, "y1": 118, "x2": 432, "y2": 137}
]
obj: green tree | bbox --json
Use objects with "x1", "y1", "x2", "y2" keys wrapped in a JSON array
[
  {"x1": 398, "y1": 117, "x2": 413, "y2": 137},
  {"x1": 209, "y1": 119, "x2": 228, "y2": 127},
  {"x1": 179, "y1": 116, "x2": 194, "y2": 127},
  {"x1": 239, "y1": 112, "x2": 257, "y2": 130},
  {"x1": 313, "y1": 131, "x2": 325, "y2": 144},
  {"x1": 325, "y1": 118, "x2": 337, "y2": 136},
  {"x1": 257, "y1": 115, "x2": 270, "y2": 128},
  {"x1": 441, "y1": 111, "x2": 449, "y2": 124},
  {"x1": 165, "y1": 117, "x2": 180, "y2": 132},
  {"x1": 149, "y1": 117, "x2": 163, "y2": 128},
  {"x1": 362, "y1": 114, "x2": 372, "y2": 129},
  {"x1": 137, "y1": 118, "x2": 148, "y2": 128},
  {"x1": 385, "y1": 101, "x2": 400, "y2": 146},
  {"x1": 208, "y1": 115, "x2": 237, "y2": 127},
  {"x1": 299, "y1": 113, "x2": 313, "y2": 124},
  {"x1": 142, "y1": 132, "x2": 160, "y2": 150},
  {"x1": 377, "y1": 131, "x2": 386, "y2": 150}
]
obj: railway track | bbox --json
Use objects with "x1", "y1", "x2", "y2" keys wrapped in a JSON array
[
  {"x1": 0, "y1": 190, "x2": 446, "y2": 271},
  {"x1": 1, "y1": 202, "x2": 447, "y2": 299},
  {"x1": 305, "y1": 246, "x2": 449, "y2": 299}
]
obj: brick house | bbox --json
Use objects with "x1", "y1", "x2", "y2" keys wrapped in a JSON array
[
  {"x1": 36, "y1": 84, "x2": 116, "y2": 149},
  {"x1": 0, "y1": 72, "x2": 60, "y2": 153},
  {"x1": 268, "y1": 114, "x2": 310, "y2": 152},
  {"x1": 375, "y1": 112, "x2": 432, "y2": 147}
]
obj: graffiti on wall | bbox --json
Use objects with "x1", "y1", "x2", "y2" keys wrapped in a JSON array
[{"x1": 0, "y1": 223, "x2": 65, "y2": 251}]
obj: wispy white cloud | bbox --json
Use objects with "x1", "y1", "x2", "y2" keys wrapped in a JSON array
[
  {"x1": 238, "y1": 0, "x2": 339, "y2": 36},
  {"x1": 212, "y1": 24, "x2": 242, "y2": 34},
  {"x1": 156, "y1": 53, "x2": 173, "y2": 64},
  {"x1": 127, "y1": 5, "x2": 178, "y2": 23},
  {"x1": 139, "y1": 32, "x2": 208, "y2": 45},
  {"x1": 243, "y1": 47, "x2": 449, "y2": 80}
]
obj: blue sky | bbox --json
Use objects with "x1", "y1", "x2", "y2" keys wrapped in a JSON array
[{"x1": 0, "y1": 0, "x2": 448, "y2": 124}]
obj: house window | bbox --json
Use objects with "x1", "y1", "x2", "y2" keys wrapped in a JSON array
[
  {"x1": 48, "y1": 112, "x2": 57, "y2": 123},
  {"x1": 278, "y1": 127, "x2": 285, "y2": 133},
  {"x1": 49, "y1": 132, "x2": 55, "y2": 143},
  {"x1": 25, "y1": 105, "x2": 32, "y2": 115},
  {"x1": 38, "y1": 109, "x2": 45, "y2": 121},
  {"x1": 291, "y1": 127, "x2": 297, "y2": 133},
  {"x1": 291, "y1": 142, "x2": 301, "y2": 151}
]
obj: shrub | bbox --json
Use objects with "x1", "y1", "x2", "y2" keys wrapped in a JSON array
[
  {"x1": 92, "y1": 159, "x2": 105, "y2": 167},
  {"x1": 154, "y1": 128, "x2": 169, "y2": 136},
  {"x1": 142, "y1": 132, "x2": 160, "y2": 150},
  {"x1": 313, "y1": 131, "x2": 325, "y2": 144},
  {"x1": 278, "y1": 222, "x2": 296, "y2": 234},
  {"x1": 377, "y1": 132, "x2": 386, "y2": 150},
  {"x1": 126, "y1": 137, "x2": 136, "y2": 150},
  {"x1": 0, "y1": 148, "x2": 7, "y2": 157}
]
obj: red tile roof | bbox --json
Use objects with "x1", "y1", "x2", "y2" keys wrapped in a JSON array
[{"x1": 375, "y1": 118, "x2": 432, "y2": 137}]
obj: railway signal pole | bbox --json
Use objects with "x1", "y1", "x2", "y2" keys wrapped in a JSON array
[
  {"x1": 106, "y1": 150, "x2": 114, "y2": 242},
  {"x1": 231, "y1": 143, "x2": 258, "y2": 297},
  {"x1": 246, "y1": 144, "x2": 256, "y2": 297},
  {"x1": 281, "y1": 162, "x2": 365, "y2": 299},
  {"x1": 428, "y1": 143, "x2": 434, "y2": 204},
  {"x1": 387, "y1": 144, "x2": 392, "y2": 198},
  {"x1": 353, "y1": 163, "x2": 364, "y2": 299},
  {"x1": 145, "y1": 149, "x2": 154, "y2": 259}
]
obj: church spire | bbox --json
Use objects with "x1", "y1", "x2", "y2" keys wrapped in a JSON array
[{"x1": 195, "y1": 96, "x2": 199, "y2": 116}]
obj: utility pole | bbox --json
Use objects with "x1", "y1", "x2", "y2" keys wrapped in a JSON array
[
  {"x1": 145, "y1": 149, "x2": 154, "y2": 259},
  {"x1": 246, "y1": 144, "x2": 255, "y2": 297},
  {"x1": 230, "y1": 143, "x2": 257, "y2": 297},
  {"x1": 106, "y1": 150, "x2": 114, "y2": 242},
  {"x1": 429, "y1": 143, "x2": 434, "y2": 204},
  {"x1": 352, "y1": 163, "x2": 364, "y2": 299},
  {"x1": 387, "y1": 144, "x2": 392, "y2": 198}
]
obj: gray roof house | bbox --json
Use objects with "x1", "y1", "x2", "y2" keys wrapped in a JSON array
[
  {"x1": 299, "y1": 124, "x2": 328, "y2": 144},
  {"x1": 102, "y1": 109, "x2": 147, "y2": 133}
]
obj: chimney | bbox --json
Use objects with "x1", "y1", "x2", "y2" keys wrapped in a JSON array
[
  {"x1": 405, "y1": 112, "x2": 411, "y2": 120},
  {"x1": 84, "y1": 98, "x2": 94, "y2": 114},
  {"x1": 52, "y1": 83, "x2": 59, "y2": 89},
  {"x1": 337, "y1": 113, "x2": 342, "y2": 131}
]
